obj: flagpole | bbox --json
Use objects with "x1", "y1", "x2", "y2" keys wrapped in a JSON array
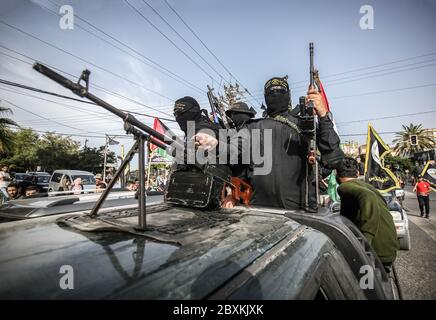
[
  {"x1": 103, "y1": 134, "x2": 108, "y2": 182},
  {"x1": 146, "y1": 142, "x2": 153, "y2": 190}
]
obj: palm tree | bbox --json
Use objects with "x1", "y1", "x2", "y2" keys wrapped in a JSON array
[
  {"x1": 0, "y1": 105, "x2": 18, "y2": 153},
  {"x1": 393, "y1": 123, "x2": 434, "y2": 157}
]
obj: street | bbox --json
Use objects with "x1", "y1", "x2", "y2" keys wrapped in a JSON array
[{"x1": 395, "y1": 186, "x2": 436, "y2": 299}]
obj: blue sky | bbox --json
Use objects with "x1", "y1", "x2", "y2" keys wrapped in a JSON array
[{"x1": 1, "y1": 0, "x2": 436, "y2": 165}]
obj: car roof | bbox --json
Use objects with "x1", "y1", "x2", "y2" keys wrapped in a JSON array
[
  {"x1": 28, "y1": 172, "x2": 50, "y2": 176},
  {"x1": 3, "y1": 191, "x2": 135, "y2": 208},
  {"x1": 52, "y1": 170, "x2": 94, "y2": 175},
  {"x1": 0, "y1": 205, "x2": 323, "y2": 299}
]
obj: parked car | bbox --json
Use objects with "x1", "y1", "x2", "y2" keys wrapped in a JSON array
[
  {"x1": 17, "y1": 172, "x2": 51, "y2": 193},
  {"x1": 48, "y1": 170, "x2": 96, "y2": 192},
  {"x1": 12, "y1": 173, "x2": 29, "y2": 184},
  {"x1": 382, "y1": 191, "x2": 411, "y2": 250},
  {"x1": 0, "y1": 202, "x2": 399, "y2": 299},
  {"x1": 0, "y1": 190, "x2": 145, "y2": 223}
]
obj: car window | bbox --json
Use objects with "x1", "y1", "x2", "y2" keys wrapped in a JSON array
[
  {"x1": 71, "y1": 175, "x2": 96, "y2": 185},
  {"x1": 51, "y1": 173, "x2": 63, "y2": 183},
  {"x1": 37, "y1": 176, "x2": 50, "y2": 183},
  {"x1": 23, "y1": 176, "x2": 33, "y2": 182}
]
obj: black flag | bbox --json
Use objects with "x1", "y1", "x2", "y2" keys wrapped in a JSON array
[
  {"x1": 364, "y1": 124, "x2": 400, "y2": 192},
  {"x1": 420, "y1": 160, "x2": 436, "y2": 192}
]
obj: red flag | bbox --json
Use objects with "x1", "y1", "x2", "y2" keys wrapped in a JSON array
[
  {"x1": 315, "y1": 74, "x2": 337, "y2": 133},
  {"x1": 150, "y1": 118, "x2": 166, "y2": 151},
  {"x1": 317, "y1": 79, "x2": 330, "y2": 112}
]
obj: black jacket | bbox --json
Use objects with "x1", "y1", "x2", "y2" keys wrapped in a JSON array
[{"x1": 229, "y1": 109, "x2": 343, "y2": 210}]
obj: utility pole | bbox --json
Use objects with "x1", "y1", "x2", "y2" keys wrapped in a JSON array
[{"x1": 103, "y1": 135, "x2": 108, "y2": 182}]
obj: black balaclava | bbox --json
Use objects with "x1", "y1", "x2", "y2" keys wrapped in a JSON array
[
  {"x1": 174, "y1": 96, "x2": 201, "y2": 133},
  {"x1": 228, "y1": 112, "x2": 252, "y2": 128},
  {"x1": 264, "y1": 76, "x2": 291, "y2": 116}
]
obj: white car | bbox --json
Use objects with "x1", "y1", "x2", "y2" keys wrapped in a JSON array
[
  {"x1": 48, "y1": 170, "x2": 96, "y2": 192},
  {"x1": 383, "y1": 191, "x2": 411, "y2": 250}
]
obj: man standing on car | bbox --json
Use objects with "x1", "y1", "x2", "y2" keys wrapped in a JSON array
[
  {"x1": 413, "y1": 175, "x2": 431, "y2": 218},
  {"x1": 336, "y1": 157, "x2": 399, "y2": 272}
]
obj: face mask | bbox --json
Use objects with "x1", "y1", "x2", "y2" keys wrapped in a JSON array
[
  {"x1": 175, "y1": 109, "x2": 201, "y2": 133},
  {"x1": 230, "y1": 113, "x2": 251, "y2": 127},
  {"x1": 265, "y1": 92, "x2": 290, "y2": 116}
]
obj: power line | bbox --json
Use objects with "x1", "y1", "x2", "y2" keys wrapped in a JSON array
[
  {"x1": 336, "y1": 110, "x2": 436, "y2": 126},
  {"x1": 0, "y1": 46, "x2": 176, "y2": 117},
  {"x1": 0, "y1": 97, "x2": 107, "y2": 135},
  {"x1": 250, "y1": 50, "x2": 436, "y2": 94},
  {"x1": 7, "y1": 124, "x2": 132, "y2": 140},
  {"x1": 162, "y1": 0, "x2": 262, "y2": 108},
  {"x1": 0, "y1": 20, "x2": 176, "y2": 105},
  {"x1": 0, "y1": 78, "x2": 177, "y2": 122},
  {"x1": 123, "y1": 0, "x2": 219, "y2": 84},
  {"x1": 248, "y1": 59, "x2": 436, "y2": 100},
  {"x1": 329, "y1": 83, "x2": 436, "y2": 100},
  {"x1": 339, "y1": 131, "x2": 398, "y2": 137},
  {"x1": 141, "y1": 0, "x2": 227, "y2": 84},
  {"x1": 38, "y1": 0, "x2": 205, "y2": 95}
]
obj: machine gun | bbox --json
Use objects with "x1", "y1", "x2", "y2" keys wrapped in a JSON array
[
  {"x1": 299, "y1": 42, "x2": 320, "y2": 211},
  {"x1": 33, "y1": 63, "x2": 252, "y2": 227}
]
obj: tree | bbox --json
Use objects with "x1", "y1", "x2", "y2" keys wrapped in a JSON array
[
  {"x1": 36, "y1": 132, "x2": 81, "y2": 172},
  {"x1": 77, "y1": 146, "x2": 116, "y2": 174},
  {"x1": 0, "y1": 105, "x2": 19, "y2": 154},
  {"x1": 3, "y1": 129, "x2": 40, "y2": 172},
  {"x1": 393, "y1": 123, "x2": 434, "y2": 157}
]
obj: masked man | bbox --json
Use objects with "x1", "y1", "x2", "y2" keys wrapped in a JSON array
[{"x1": 195, "y1": 76, "x2": 344, "y2": 211}]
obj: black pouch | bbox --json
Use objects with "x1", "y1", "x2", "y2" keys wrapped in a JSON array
[{"x1": 165, "y1": 164, "x2": 231, "y2": 209}]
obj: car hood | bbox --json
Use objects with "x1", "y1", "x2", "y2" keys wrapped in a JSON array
[{"x1": 0, "y1": 203, "x2": 303, "y2": 299}]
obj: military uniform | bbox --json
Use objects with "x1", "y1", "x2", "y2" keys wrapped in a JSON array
[
  {"x1": 338, "y1": 179, "x2": 399, "y2": 264},
  {"x1": 242, "y1": 110, "x2": 342, "y2": 210},
  {"x1": 227, "y1": 77, "x2": 343, "y2": 210}
]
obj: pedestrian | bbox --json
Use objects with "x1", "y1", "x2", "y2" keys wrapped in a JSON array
[
  {"x1": 0, "y1": 164, "x2": 12, "y2": 189},
  {"x1": 71, "y1": 177, "x2": 84, "y2": 195},
  {"x1": 58, "y1": 176, "x2": 71, "y2": 192},
  {"x1": 24, "y1": 185, "x2": 39, "y2": 197},
  {"x1": 6, "y1": 183, "x2": 20, "y2": 200},
  {"x1": 336, "y1": 157, "x2": 399, "y2": 272},
  {"x1": 413, "y1": 175, "x2": 431, "y2": 218},
  {"x1": 96, "y1": 182, "x2": 107, "y2": 193},
  {"x1": 95, "y1": 173, "x2": 106, "y2": 189}
]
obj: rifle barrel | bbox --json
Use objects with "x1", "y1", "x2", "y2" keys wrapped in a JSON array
[
  {"x1": 309, "y1": 42, "x2": 314, "y2": 88},
  {"x1": 33, "y1": 63, "x2": 181, "y2": 151}
]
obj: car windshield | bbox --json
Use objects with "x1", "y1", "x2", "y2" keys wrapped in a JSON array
[
  {"x1": 71, "y1": 175, "x2": 96, "y2": 185},
  {"x1": 37, "y1": 176, "x2": 50, "y2": 183}
]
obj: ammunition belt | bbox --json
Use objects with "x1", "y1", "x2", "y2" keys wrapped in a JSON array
[{"x1": 268, "y1": 114, "x2": 301, "y2": 134}]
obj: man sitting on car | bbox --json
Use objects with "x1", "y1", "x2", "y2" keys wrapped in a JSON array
[{"x1": 336, "y1": 157, "x2": 400, "y2": 272}]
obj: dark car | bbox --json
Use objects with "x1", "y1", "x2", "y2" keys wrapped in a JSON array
[
  {"x1": 0, "y1": 202, "x2": 399, "y2": 300},
  {"x1": 12, "y1": 173, "x2": 29, "y2": 184},
  {"x1": 17, "y1": 172, "x2": 51, "y2": 193}
]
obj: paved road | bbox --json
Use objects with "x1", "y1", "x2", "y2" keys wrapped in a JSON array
[{"x1": 395, "y1": 187, "x2": 436, "y2": 299}]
